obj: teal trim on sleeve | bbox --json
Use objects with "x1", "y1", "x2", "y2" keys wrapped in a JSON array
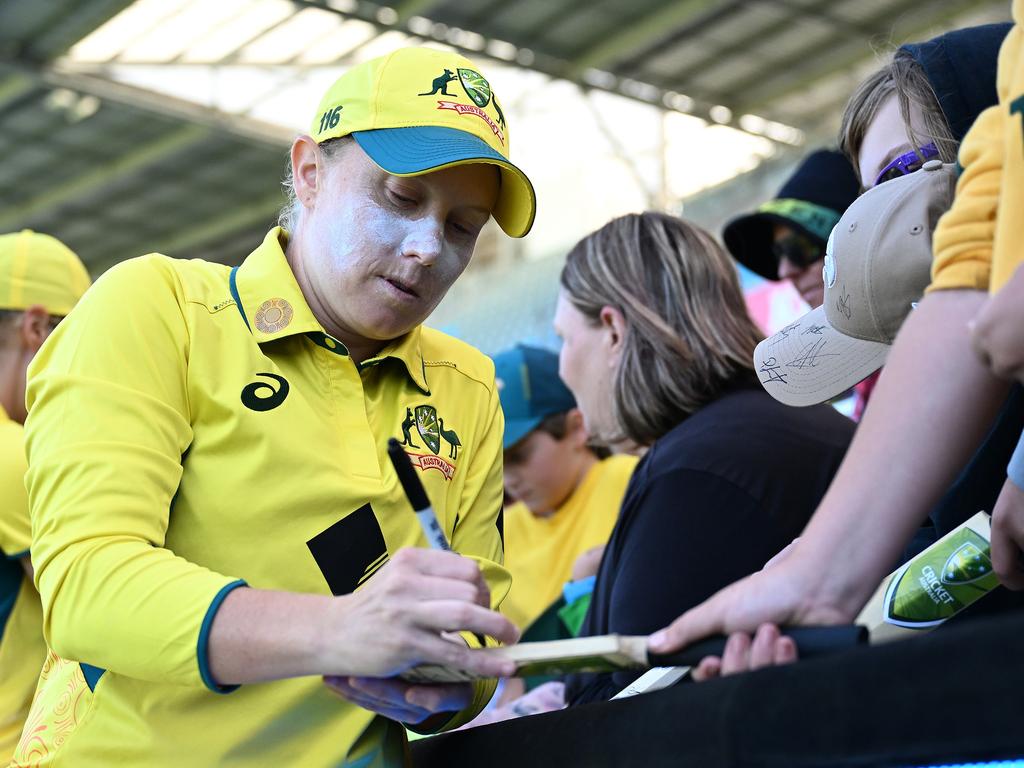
[
  {"x1": 228, "y1": 267, "x2": 251, "y2": 332},
  {"x1": 4, "y1": 548, "x2": 29, "y2": 560},
  {"x1": 197, "y1": 579, "x2": 247, "y2": 694},
  {"x1": 0, "y1": 558, "x2": 22, "y2": 640},
  {"x1": 80, "y1": 662, "x2": 105, "y2": 692}
]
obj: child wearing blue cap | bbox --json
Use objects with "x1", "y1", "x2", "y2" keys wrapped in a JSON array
[{"x1": 493, "y1": 344, "x2": 636, "y2": 633}]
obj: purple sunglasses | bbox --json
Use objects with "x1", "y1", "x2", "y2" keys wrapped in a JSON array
[{"x1": 873, "y1": 142, "x2": 939, "y2": 187}]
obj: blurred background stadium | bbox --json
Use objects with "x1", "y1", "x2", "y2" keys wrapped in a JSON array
[{"x1": 0, "y1": 0, "x2": 1011, "y2": 352}]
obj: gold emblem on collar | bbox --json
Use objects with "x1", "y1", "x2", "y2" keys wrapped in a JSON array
[{"x1": 255, "y1": 298, "x2": 293, "y2": 334}]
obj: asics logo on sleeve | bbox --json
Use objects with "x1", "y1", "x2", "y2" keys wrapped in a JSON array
[{"x1": 240, "y1": 373, "x2": 290, "y2": 412}]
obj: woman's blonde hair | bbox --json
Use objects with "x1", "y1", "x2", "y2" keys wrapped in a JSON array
[
  {"x1": 560, "y1": 212, "x2": 763, "y2": 447},
  {"x1": 838, "y1": 49, "x2": 957, "y2": 177}
]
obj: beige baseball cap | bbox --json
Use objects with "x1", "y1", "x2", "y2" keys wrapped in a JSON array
[{"x1": 753, "y1": 160, "x2": 956, "y2": 407}]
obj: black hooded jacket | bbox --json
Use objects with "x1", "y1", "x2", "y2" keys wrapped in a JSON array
[{"x1": 901, "y1": 23, "x2": 1011, "y2": 142}]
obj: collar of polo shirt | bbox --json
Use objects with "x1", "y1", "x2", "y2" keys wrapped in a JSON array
[{"x1": 229, "y1": 227, "x2": 430, "y2": 395}]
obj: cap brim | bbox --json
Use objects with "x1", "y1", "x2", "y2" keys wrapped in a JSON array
[
  {"x1": 723, "y1": 212, "x2": 826, "y2": 281},
  {"x1": 723, "y1": 213, "x2": 778, "y2": 280},
  {"x1": 503, "y1": 417, "x2": 542, "y2": 451},
  {"x1": 353, "y1": 127, "x2": 536, "y2": 238},
  {"x1": 753, "y1": 305, "x2": 889, "y2": 407}
]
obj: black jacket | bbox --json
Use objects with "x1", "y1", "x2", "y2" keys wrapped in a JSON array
[{"x1": 565, "y1": 382, "x2": 855, "y2": 705}]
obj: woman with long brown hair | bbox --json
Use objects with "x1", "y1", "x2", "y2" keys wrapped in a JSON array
[{"x1": 554, "y1": 211, "x2": 855, "y2": 704}]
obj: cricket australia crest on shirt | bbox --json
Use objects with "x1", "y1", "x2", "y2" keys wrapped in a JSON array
[{"x1": 398, "y1": 404, "x2": 460, "y2": 480}]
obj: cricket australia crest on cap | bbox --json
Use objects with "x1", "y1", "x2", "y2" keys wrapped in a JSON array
[
  {"x1": 457, "y1": 68, "x2": 491, "y2": 108},
  {"x1": 420, "y1": 66, "x2": 506, "y2": 146},
  {"x1": 397, "y1": 404, "x2": 461, "y2": 480}
]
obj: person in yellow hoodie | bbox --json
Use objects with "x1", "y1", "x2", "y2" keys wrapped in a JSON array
[
  {"x1": 648, "y1": 13, "x2": 1024, "y2": 671},
  {"x1": 0, "y1": 230, "x2": 90, "y2": 761},
  {"x1": 958, "y1": 5, "x2": 1024, "y2": 594}
]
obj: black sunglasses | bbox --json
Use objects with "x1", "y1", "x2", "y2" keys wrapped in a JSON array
[{"x1": 771, "y1": 231, "x2": 823, "y2": 269}]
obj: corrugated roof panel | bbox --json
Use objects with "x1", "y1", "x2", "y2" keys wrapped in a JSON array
[
  {"x1": 640, "y1": 39, "x2": 719, "y2": 80},
  {"x1": 696, "y1": 2, "x2": 793, "y2": 46}
]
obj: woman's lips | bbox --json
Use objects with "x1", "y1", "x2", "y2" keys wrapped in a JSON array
[{"x1": 382, "y1": 276, "x2": 419, "y2": 299}]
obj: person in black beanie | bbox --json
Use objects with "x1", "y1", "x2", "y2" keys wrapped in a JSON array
[
  {"x1": 833, "y1": 21, "x2": 1024, "y2": 548},
  {"x1": 842, "y1": 22, "x2": 1011, "y2": 181},
  {"x1": 901, "y1": 23, "x2": 1008, "y2": 145},
  {"x1": 723, "y1": 150, "x2": 860, "y2": 308}
]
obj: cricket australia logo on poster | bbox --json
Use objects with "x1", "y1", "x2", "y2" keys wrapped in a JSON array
[{"x1": 398, "y1": 404, "x2": 461, "y2": 480}]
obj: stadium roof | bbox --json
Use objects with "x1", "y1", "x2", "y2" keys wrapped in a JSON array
[{"x1": 0, "y1": 0, "x2": 1009, "y2": 272}]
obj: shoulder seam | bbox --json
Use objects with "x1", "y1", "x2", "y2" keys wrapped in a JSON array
[{"x1": 423, "y1": 360, "x2": 495, "y2": 393}]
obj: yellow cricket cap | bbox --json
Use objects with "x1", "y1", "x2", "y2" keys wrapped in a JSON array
[
  {"x1": 311, "y1": 47, "x2": 536, "y2": 238},
  {"x1": 0, "y1": 230, "x2": 91, "y2": 316}
]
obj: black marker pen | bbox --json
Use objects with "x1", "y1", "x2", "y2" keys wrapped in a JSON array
[{"x1": 387, "y1": 438, "x2": 451, "y2": 551}]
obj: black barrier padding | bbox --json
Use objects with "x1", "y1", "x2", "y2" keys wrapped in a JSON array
[{"x1": 412, "y1": 609, "x2": 1024, "y2": 767}]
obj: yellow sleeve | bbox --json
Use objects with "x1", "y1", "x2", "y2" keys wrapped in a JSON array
[
  {"x1": 418, "y1": 375, "x2": 508, "y2": 733},
  {"x1": 930, "y1": 23, "x2": 1021, "y2": 292},
  {"x1": 24, "y1": 255, "x2": 243, "y2": 691},
  {"x1": 0, "y1": 420, "x2": 30, "y2": 557}
]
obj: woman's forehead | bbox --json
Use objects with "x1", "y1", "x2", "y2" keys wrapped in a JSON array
[{"x1": 858, "y1": 96, "x2": 925, "y2": 186}]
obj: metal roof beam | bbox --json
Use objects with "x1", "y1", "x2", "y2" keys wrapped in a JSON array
[
  {"x1": 665, "y1": 0, "x2": 834, "y2": 93},
  {"x1": 613, "y1": 0, "x2": 746, "y2": 78},
  {"x1": 511, "y1": 0, "x2": 598, "y2": 47},
  {"x1": 393, "y1": 0, "x2": 443, "y2": 25},
  {"x1": 730, "y1": 0, "x2": 994, "y2": 114},
  {"x1": 41, "y1": 62, "x2": 292, "y2": 147},
  {"x1": 0, "y1": 124, "x2": 210, "y2": 233},
  {"x1": 567, "y1": 0, "x2": 714, "y2": 75},
  {"x1": 10, "y1": 0, "x2": 136, "y2": 63},
  {"x1": 0, "y1": 71, "x2": 35, "y2": 111}
]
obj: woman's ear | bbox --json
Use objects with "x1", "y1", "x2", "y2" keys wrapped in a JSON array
[
  {"x1": 290, "y1": 135, "x2": 322, "y2": 211},
  {"x1": 599, "y1": 305, "x2": 627, "y2": 357}
]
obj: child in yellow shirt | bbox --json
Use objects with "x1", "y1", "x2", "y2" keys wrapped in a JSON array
[{"x1": 495, "y1": 344, "x2": 636, "y2": 632}]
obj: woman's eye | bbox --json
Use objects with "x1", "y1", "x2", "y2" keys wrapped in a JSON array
[{"x1": 388, "y1": 188, "x2": 416, "y2": 204}]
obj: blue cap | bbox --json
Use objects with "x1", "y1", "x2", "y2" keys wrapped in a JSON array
[{"x1": 492, "y1": 345, "x2": 576, "y2": 450}]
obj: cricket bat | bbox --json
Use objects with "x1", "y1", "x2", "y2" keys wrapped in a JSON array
[
  {"x1": 400, "y1": 625, "x2": 866, "y2": 684},
  {"x1": 401, "y1": 513, "x2": 996, "y2": 685},
  {"x1": 855, "y1": 510, "x2": 997, "y2": 642}
]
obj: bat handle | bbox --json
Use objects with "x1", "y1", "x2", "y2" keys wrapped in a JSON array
[{"x1": 646, "y1": 624, "x2": 868, "y2": 668}]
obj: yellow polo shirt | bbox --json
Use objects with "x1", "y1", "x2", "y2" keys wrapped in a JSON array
[
  {"x1": 0, "y1": 405, "x2": 45, "y2": 763},
  {"x1": 17, "y1": 228, "x2": 508, "y2": 767},
  {"x1": 502, "y1": 454, "x2": 637, "y2": 630}
]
